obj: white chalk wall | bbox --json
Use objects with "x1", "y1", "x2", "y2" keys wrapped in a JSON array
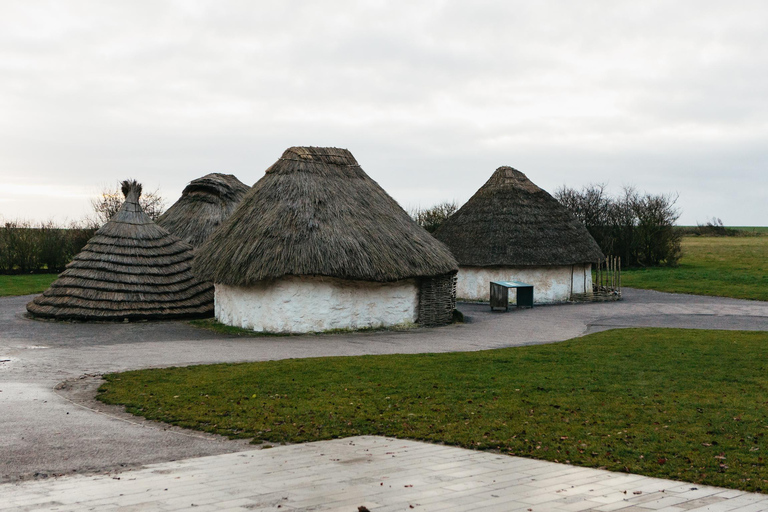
[
  {"x1": 215, "y1": 276, "x2": 419, "y2": 333},
  {"x1": 456, "y1": 264, "x2": 592, "y2": 304}
]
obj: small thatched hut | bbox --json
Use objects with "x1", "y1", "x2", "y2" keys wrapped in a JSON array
[
  {"x1": 434, "y1": 166, "x2": 604, "y2": 304},
  {"x1": 27, "y1": 180, "x2": 214, "y2": 321},
  {"x1": 157, "y1": 173, "x2": 249, "y2": 248},
  {"x1": 194, "y1": 146, "x2": 458, "y2": 333}
]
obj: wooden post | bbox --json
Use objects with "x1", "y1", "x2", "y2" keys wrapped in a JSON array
[{"x1": 618, "y1": 256, "x2": 621, "y2": 294}]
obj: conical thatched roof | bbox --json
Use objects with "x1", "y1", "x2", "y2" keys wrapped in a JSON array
[
  {"x1": 434, "y1": 166, "x2": 604, "y2": 267},
  {"x1": 195, "y1": 146, "x2": 458, "y2": 285},
  {"x1": 157, "y1": 173, "x2": 249, "y2": 248},
  {"x1": 27, "y1": 180, "x2": 214, "y2": 321}
]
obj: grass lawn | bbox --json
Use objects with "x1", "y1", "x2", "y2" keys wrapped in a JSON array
[
  {"x1": 98, "y1": 328, "x2": 768, "y2": 493},
  {"x1": 621, "y1": 236, "x2": 768, "y2": 301},
  {"x1": 0, "y1": 274, "x2": 58, "y2": 297}
]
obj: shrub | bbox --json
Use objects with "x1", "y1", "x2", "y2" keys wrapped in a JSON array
[
  {"x1": 555, "y1": 184, "x2": 682, "y2": 267},
  {"x1": 0, "y1": 219, "x2": 96, "y2": 274},
  {"x1": 37, "y1": 220, "x2": 68, "y2": 272},
  {"x1": 1, "y1": 220, "x2": 39, "y2": 272}
]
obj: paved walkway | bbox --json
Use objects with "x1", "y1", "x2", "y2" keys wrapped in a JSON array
[
  {"x1": 3, "y1": 436, "x2": 768, "y2": 512},
  {"x1": 2, "y1": 289, "x2": 768, "y2": 510}
]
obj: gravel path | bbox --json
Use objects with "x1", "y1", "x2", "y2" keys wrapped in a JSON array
[{"x1": 1, "y1": 289, "x2": 767, "y2": 482}]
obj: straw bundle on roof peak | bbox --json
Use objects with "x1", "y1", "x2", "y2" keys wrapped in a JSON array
[
  {"x1": 121, "y1": 179, "x2": 142, "y2": 198},
  {"x1": 274, "y1": 146, "x2": 360, "y2": 167},
  {"x1": 486, "y1": 166, "x2": 542, "y2": 193},
  {"x1": 157, "y1": 173, "x2": 249, "y2": 248},
  {"x1": 27, "y1": 179, "x2": 213, "y2": 321},
  {"x1": 434, "y1": 165, "x2": 604, "y2": 267},
  {"x1": 194, "y1": 146, "x2": 458, "y2": 286}
]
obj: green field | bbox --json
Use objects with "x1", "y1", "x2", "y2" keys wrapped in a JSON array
[
  {"x1": 0, "y1": 274, "x2": 58, "y2": 297},
  {"x1": 621, "y1": 236, "x2": 768, "y2": 301},
  {"x1": 98, "y1": 328, "x2": 768, "y2": 493}
]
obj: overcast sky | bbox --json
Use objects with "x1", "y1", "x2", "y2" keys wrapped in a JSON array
[{"x1": 1, "y1": 0, "x2": 766, "y2": 226}]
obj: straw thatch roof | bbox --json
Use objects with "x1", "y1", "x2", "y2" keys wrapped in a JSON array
[
  {"x1": 157, "y1": 173, "x2": 249, "y2": 248},
  {"x1": 434, "y1": 166, "x2": 604, "y2": 267},
  {"x1": 195, "y1": 147, "x2": 458, "y2": 285},
  {"x1": 27, "y1": 180, "x2": 214, "y2": 321}
]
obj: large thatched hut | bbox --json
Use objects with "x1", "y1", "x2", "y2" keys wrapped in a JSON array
[
  {"x1": 157, "y1": 173, "x2": 249, "y2": 248},
  {"x1": 434, "y1": 166, "x2": 604, "y2": 304},
  {"x1": 194, "y1": 146, "x2": 458, "y2": 333},
  {"x1": 27, "y1": 180, "x2": 214, "y2": 321}
]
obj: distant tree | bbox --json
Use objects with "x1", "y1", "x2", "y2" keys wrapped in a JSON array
[
  {"x1": 410, "y1": 201, "x2": 459, "y2": 233},
  {"x1": 91, "y1": 184, "x2": 166, "y2": 225}
]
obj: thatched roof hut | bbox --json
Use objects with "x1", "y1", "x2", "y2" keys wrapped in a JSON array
[
  {"x1": 196, "y1": 147, "x2": 457, "y2": 285},
  {"x1": 434, "y1": 166, "x2": 603, "y2": 303},
  {"x1": 195, "y1": 146, "x2": 458, "y2": 332},
  {"x1": 157, "y1": 173, "x2": 249, "y2": 248},
  {"x1": 27, "y1": 180, "x2": 214, "y2": 321}
]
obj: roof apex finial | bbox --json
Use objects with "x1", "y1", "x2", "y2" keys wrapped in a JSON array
[{"x1": 121, "y1": 179, "x2": 142, "y2": 199}]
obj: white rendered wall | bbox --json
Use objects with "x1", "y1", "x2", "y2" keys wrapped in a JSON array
[
  {"x1": 215, "y1": 276, "x2": 419, "y2": 333},
  {"x1": 455, "y1": 264, "x2": 592, "y2": 304}
]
